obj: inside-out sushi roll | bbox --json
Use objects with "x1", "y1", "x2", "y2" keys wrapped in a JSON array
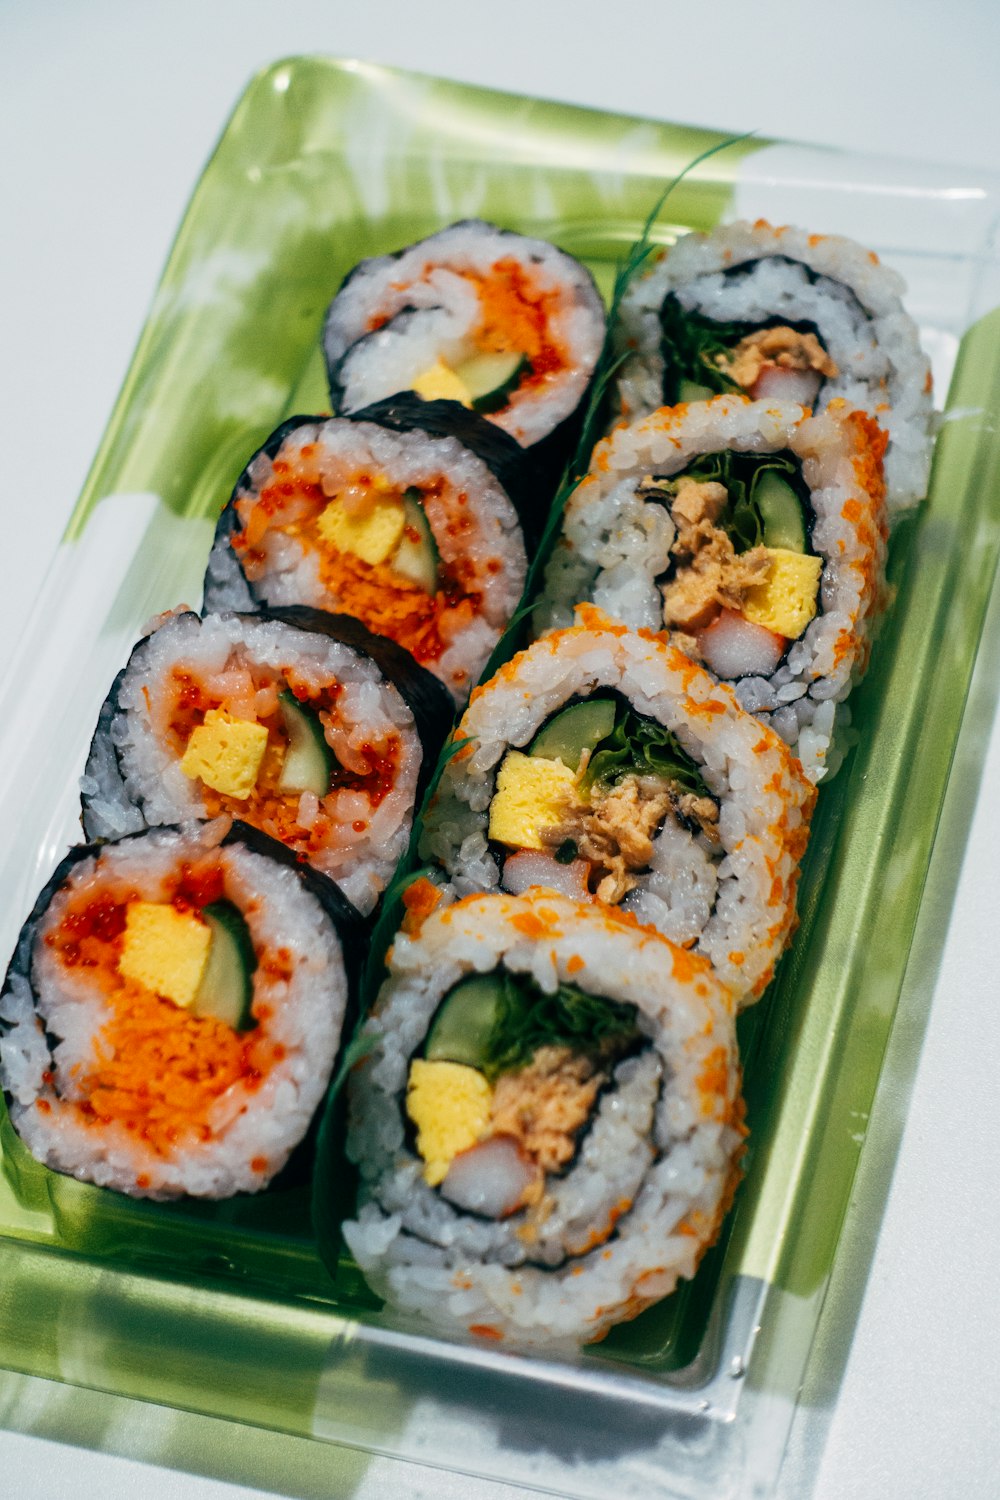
[
  {"x1": 537, "y1": 396, "x2": 888, "y2": 780},
  {"x1": 0, "y1": 820, "x2": 358, "y2": 1200},
  {"x1": 615, "y1": 219, "x2": 932, "y2": 510},
  {"x1": 80, "y1": 608, "x2": 452, "y2": 917},
  {"x1": 343, "y1": 889, "x2": 744, "y2": 1348},
  {"x1": 420, "y1": 608, "x2": 815, "y2": 1005},
  {"x1": 202, "y1": 412, "x2": 528, "y2": 703},
  {"x1": 323, "y1": 220, "x2": 607, "y2": 468}
]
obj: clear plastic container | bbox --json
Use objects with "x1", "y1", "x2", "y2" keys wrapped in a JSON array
[{"x1": 3, "y1": 55, "x2": 1000, "y2": 1500}]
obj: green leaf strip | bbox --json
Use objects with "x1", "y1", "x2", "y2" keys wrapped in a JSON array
[
  {"x1": 479, "y1": 971, "x2": 639, "y2": 1082},
  {"x1": 648, "y1": 449, "x2": 806, "y2": 554},
  {"x1": 578, "y1": 697, "x2": 713, "y2": 799}
]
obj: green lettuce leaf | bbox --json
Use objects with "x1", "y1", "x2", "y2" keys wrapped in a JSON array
[
  {"x1": 659, "y1": 294, "x2": 750, "y2": 400},
  {"x1": 648, "y1": 448, "x2": 805, "y2": 554},
  {"x1": 482, "y1": 971, "x2": 639, "y2": 1081},
  {"x1": 577, "y1": 697, "x2": 711, "y2": 799}
]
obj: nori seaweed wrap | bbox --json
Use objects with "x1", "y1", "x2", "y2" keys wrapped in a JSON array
[
  {"x1": 322, "y1": 220, "x2": 607, "y2": 492},
  {"x1": 342, "y1": 889, "x2": 744, "y2": 1348},
  {"x1": 0, "y1": 819, "x2": 363, "y2": 1200},
  {"x1": 202, "y1": 410, "x2": 529, "y2": 703},
  {"x1": 81, "y1": 608, "x2": 452, "y2": 916},
  {"x1": 615, "y1": 220, "x2": 932, "y2": 511}
]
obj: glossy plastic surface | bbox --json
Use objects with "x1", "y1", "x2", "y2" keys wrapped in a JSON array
[{"x1": 2, "y1": 54, "x2": 1000, "y2": 1500}]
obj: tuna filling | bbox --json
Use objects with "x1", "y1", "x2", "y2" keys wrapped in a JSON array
[
  {"x1": 642, "y1": 450, "x2": 822, "y2": 680},
  {"x1": 405, "y1": 968, "x2": 641, "y2": 1221},
  {"x1": 489, "y1": 693, "x2": 720, "y2": 904},
  {"x1": 658, "y1": 291, "x2": 839, "y2": 406}
]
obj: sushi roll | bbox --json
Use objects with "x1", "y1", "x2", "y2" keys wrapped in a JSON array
[
  {"x1": 322, "y1": 220, "x2": 607, "y2": 483},
  {"x1": 615, "y1": 219, "x2": 932, "y2": 510},
  {"x1": 80, "y1": 608, "x2": 452, "y2": 917},
  {"x1": 537, "y1": 396, "x2": 888, "y2": 780},
  {"x1": 202, "y1": 411, "x2": 529, "y2": 704},
  {"x1": 0, "y1": 819, "x2": 359, "y2": 1200},
  {"x1": 343, "y1": 889, "x2": 745, "y2": 1349},
  {"x1": 419, "y1": 608, "x2": 815, "y2": 1006}
]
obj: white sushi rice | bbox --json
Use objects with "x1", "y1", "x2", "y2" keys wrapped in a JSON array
[
  {"x1": 323, "y1": 220, "x2": 606, "y2": 449},
  {"x1": 202, "y1": 416, "x2": 527, "y2": 704},
  {"x1": 419, "y1": 610, "x2": 814, "y2": 1006},
  {"x1": 535, "y1": 396, "x2": 888, "y2": 781},
  {"x1": 0, "y1": 821, "x2": 347, "y2": 1201},
  {"x1": 344, "y1": 890, "x2": 743, "y2": 1348},
  {"x1": 80, "y1": 610, "x2": 423, "y2": 916},
  {"x1": 615, "y1": 220, "x2": 932, "y2": 511}
]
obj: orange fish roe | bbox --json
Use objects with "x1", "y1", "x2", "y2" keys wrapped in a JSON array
[
  {"x1": 197, "y1": 738, "x2": 400, "y2": 858},
  {"x1": 696, "y1": 1046, "x2": 731, "y2": 1114},
  {"x1": 167, "y1": 667, "x2": 343, "y2": 749},
  {"x1": 164, "y1": 662, "x2": 400, "y2": 861},
  {"x1": 670, "y1": 945, "x2": 713, "y2": 985},
  {"x1": 575, "y1": 602, "x2": 627, "y2": 638},
  {"x1": 729, "y1": 1092, "x2": 749, "y2": 1142},
  {"x1": 467, "y1": 258, "x2": 569, "y2": 392},
  {"x1": 45, "y1": 891, "x2": 132, "y2": 969},
  {"x1": 233, "y1": 460, "x2": 484, "y2": 668},
  {"x1": 511, "y1": 911, "x2": 553, "y2": 939},
  {"x1": 597, "y1": 906, "x2": 667, "y2": 943},
  {"x1": 848, "y1": 411, "x2": 889, "y2": 511},
  {"x1": 44, "y1": 868, "x2": 285, "y2": 1159},
  {"x1": 400, "y1": 876, "x2": 443, "y2": 936},
  {"x1": 572, "y1": 1198, "x2": 633, "y2": 1255}
]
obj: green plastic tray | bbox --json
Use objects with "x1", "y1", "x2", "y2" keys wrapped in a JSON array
[{"x1": 2, "y1": 55, "x2": 999, "y2": 1500}]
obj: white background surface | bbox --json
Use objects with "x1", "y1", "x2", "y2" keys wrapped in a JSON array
[{"x1": 3, "y1": 3, "x2": 1000, "y2": 1497}]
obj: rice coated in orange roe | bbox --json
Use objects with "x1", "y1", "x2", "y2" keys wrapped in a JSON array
[
  {"x1": 400, "y1": 876, "x2": 444, "y2": 936},
  {"x1": 847, "y1": 409, "x2": 890, "y2": 512}
]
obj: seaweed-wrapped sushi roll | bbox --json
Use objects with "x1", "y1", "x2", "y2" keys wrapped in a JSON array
[
  {"x1": 323, "y1": 221, "x2": 607, "y2": 481},
  {"x1": 537, "y1": 396, "x2": 888, "y2": 780},
  {"x1": 420, "y1": 608, "x2": 815, "y2": 1006},
  {"x1": 0, "y1": 820, "x2": 359, "y2": 1200},
  {"x1": 80, "y1": 608, "x2": 452, "y2": 917},
  {"x1": 343, "y1": 890, "x2": 744, "y2": 1348},
  {"x1": 614, "y1": 219, "x2": 932, "y2": 510},
  {"x1": 203, "y1": 412, "x2": 529, "y2": 703}
]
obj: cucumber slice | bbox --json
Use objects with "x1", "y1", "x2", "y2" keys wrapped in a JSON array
[
  {"x1": 425, "y1": 974, "x2": 503, "y2": 1070},
  {"x1": 755, "y1": 470, "x2": 807, "y2": 552},
  {"x1": 392, "y1": 488, "x2": 439, "y2": 593},
  {"x1": 277, "y1": 691, "x2": 334, "y2": 796},
  {"x1": 527, "y1": 699, "x2": 617, "y2": 772},
  {"x1": 678, "y1": 378, "x2": 715, "y2": 402},
  {"x1": 454, "y1": 351, "x2": 529, "y2": 414},
  {"x1": 192, "y1": 902, "x2": 256, "y2": 1031}
]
